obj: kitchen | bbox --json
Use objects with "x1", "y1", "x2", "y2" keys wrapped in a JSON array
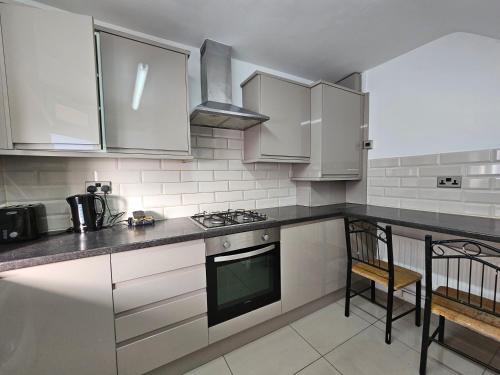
[{"x1": 0, "y1": 1, "x2": 499, "y2": 374}]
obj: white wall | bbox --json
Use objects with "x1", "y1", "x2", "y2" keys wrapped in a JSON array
[{"x1": 363, "y1": 32, "x2": 500, "y2": 159}]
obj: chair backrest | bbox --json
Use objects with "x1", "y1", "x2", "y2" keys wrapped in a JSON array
[
  {"x1": 344, "y1": 217, "x2": 394, "y2": 277},
  {"x1": 425, "y1": 235, "x2": 500, "y2": 317}
]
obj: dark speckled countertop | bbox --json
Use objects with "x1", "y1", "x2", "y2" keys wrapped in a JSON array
[{"x1": 1, "y1": 203, "x2": 500, "y2": 272}]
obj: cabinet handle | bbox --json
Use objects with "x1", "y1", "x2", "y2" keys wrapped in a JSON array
[{"x1": 214, "y1": 245, "x2": 275, "y2": 263}]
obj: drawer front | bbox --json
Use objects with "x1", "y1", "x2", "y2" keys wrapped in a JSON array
[
  {"x1": 113, "y1": 264, "x2": 206, "y2": 313},
  {"x1": 111, "y1": 240, "x2": 205, "y2": 283},
  {"x1": 115, "y1": 291, "x2": 207, "y2": 343},
  {"x1": 117, "y1": 316, "x2": 208, "y2": 375}
]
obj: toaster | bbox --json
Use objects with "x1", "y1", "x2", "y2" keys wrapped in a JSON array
[{"x1": 0, "y1": 204, "x2": 48, "y2": 243}]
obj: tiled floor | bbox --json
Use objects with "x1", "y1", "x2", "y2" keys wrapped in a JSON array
[{"x1": 186, "y1": 295, "x2": 499, "y2": 375}]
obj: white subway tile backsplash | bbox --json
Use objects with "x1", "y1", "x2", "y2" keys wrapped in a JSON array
[
  {"x1": 400, "y1": 154, "x2": 439, "y2": 166},
  {"x1": 463, "y1": 203, "x2": 491, "y2": 217},
  {"x1": 461, "y1": 177, "x2": 491, "y2": 189},
  {"x1": 418, "y1": 165, "x2": 463, "y2": 176},
  {"x1": 368, "y1": 168, "x2": 386, "y2": 177},
  {"x1": 214, "y1": 149, "x2": 242, "y2": 160},
  {"x1": 0, "y1": 129, "x2": 298, "y2": 231},
  {"x1": 438, "y1": 201, "x2": 464, "y2": 214},
  {"x1": 120, "y1": 183, "x2": 162, "y2": 196},
  {"x1": 368, "y1": 195, "x2": 400, "y2": 208},
  {"x1": 369, "y1": 177, "x2": 400, "y2": 187},
  {"x1": 401, "y1": 177, "x2": 436, "y2": 188},
  {"x1": 440, "y1": 150, "x2": 492, "y2": 164},
  {"x1": 227, "y1": 139, "x2": 243, "y2": 150},
  {"x1": 244, "y1": 189, "x2": 267, "y2": 200},
  {"x1": 163, "y1": 182, "x2": 198, "y2": 194},
  {"x1": 256, "y1": 198, "x2": 279, "y2": 209},
  {"x1": 493, "y1": 178, "x2": 500, "y2": 189},
  {"x1": 197, "y1": 137, "x2": 227, "y2": 149},
  {"x1": 463, "y1": 191, "x2": 500, "y2": 204},
  {"x1": 496, "y1": 150, "x2": 500, "y2": 161},
  {"x1": 400, "y1": 198, "x2": 437, "y2": 211},
  {"x1": 118, "y1": 159, "x2": 161, "y2": 170},
  {"x1": 384, "y1": 188, "x2": 418, "y2": 198},
  {"x1": 385, "y1": 167, "x2": 418, "y2": 177},
  {"x1": 142, "y1": 170, "x2": 180, "y2": 183},
  {"x1": 3, "y1": 171, "x2": 38, "y2": 185},
  {"x1": 213, "y1": 128, "x2": 242, "y2": 139},
  {"x1": 369, "y1": 158, "x2": 399, "y2": 168},
  {"x1": 214, "y1": 171, "x2": 242, "y2": 181},
  {"x1": 197, "y1": 159, "x2": 228, "y2": 170},
  {"x1": 467, "y1": 164, "x2": 500, "y2": 176},
  {"x1": 199, "y1": 181, "x2": 228, "y2": 192},
  {"x1": 142, "y1": 194, "x2": 181, "y2": 208},
  {"x1": 182, "y1": 192, "x2": 214, "y2": 205},
  {"x1": 242, "y1": 170, "x2": 267, "y2": 180},
  {"x1": 164, "y1": 204, "x2": 199, "y2": 218},
  {"x1": 181, "y1": 170, "x2": 213, "y2": 182},
  {"x1": 495, "y1": 205, "x2": 500, "y2": 217},
  {"x1": 215, "y1": 191, "x2": 243, "y2": 202},
  {"x1": 161, "y1": 160, "x2": 195, "y2": 170},
  {"x1": 192, "y1": 148, "x2": 214, "y2": 159},
  {"x1": 229, "y1": 180, "x2": 255, "y2": 191},
  {"x1": 367, "y1": 187, "x2": 385, "y2": 196},
  {"x1": 418, "y1": 189, "x2": 462, "y2": 201}
]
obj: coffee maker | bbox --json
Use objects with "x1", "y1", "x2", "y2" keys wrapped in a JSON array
[{"x1": 66, "y1": 194, "x2": 105, "y2": 232}]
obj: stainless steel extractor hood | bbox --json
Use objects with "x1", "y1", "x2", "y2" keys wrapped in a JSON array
[{"x1": 190, "y1": 40, "x2": 269, "y2": 130}]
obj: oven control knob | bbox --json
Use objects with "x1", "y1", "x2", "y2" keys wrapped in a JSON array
[
  {"x1": 262, "y1": 234, "x2": 270, "y2": 241},
  {"x1": 223, "y1": 241, "x2": 231, "y2": 249}
]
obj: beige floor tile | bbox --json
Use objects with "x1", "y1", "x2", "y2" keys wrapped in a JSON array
[
  {"x1": 338, "y1": 293, "x2": 404, "y2": 321},
  {"x1": 291, "y1": 303, "x2": 371, "y2": 354},
  {"x1": 224, "y1": 326, "x2": 320, "y2": 375},
  {"x1": 184, "y1": 357, "x2": 232, "y2": 375},
  {"x1": 324, "y1": 325, "x2": 456, "y2": 375},
  {"x1": 374, "y1": 307, "x2": 495, "y2": 375},
  {"x1": 296, "y1": 358, "x2": 341, "y2": 375}
]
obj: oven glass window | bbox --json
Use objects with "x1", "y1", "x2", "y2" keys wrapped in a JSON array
[{"x1": 217, "y1": 254, "x2": 275, "y2": 309}]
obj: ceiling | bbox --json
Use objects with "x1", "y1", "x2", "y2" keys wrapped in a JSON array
[{"x1": 36, "y1": 0, "x2": 500, "y2": 81}]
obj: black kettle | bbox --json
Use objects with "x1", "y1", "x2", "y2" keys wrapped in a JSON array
[{"x1": 66, "y1": 194, "x2": 105, "y2": 233}]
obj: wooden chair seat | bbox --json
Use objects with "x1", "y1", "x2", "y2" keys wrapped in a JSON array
[
  {"x1": 352, "y1": 260, "x2": 422, "y2": 290},
  {"x1": 431, "y1": 286, "x2": 500, "y2": 341}
]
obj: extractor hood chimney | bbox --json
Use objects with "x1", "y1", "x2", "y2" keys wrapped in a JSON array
[{"x1": 190, "y1": 40, "x2": 269, "y2": 130}]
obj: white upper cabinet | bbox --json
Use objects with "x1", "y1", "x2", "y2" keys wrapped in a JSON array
[
  {"x1": 0, "y1": 4, "x2": 101, "y2": 150},
  {"x1": 98, "y1": 31, "x2": 190, "y2": 156},
  {"x1": 292, "y1": 81, "x2": 364, "y2": 180},
  {"x1": 241, "y1": 71, "x2": 311, "y2": 163}
]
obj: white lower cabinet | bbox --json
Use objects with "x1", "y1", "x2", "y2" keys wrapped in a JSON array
[
  {"x1": 111, "y1": 239, "x2": 208, "y2": 375},
  {"x1": 281, "y1": 219, "x2": 347, "y2": 313},
  {"x1": 0, "y1": 256, "x2": 117, "y2": 375}
]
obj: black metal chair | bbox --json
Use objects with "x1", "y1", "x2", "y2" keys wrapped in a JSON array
[
  {"x1": 344, "y1": 217, "x2": 422, "y2": 344},
  {"x1": 420, "y1": 236, "x2": 500, "y2": 374}
]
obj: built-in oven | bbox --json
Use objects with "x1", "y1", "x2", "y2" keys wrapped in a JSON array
[{"x1": 205, "y1": 227, "x2": 280, "y2": 327}]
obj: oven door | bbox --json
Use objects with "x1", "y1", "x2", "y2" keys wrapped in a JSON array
[{"x1": 206, "y1": 242, "x2": 280, "y2": 327}]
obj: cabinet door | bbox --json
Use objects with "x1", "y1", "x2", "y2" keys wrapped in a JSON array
[
  {"x1": 0, "y1": 4, "x2": 100, "y2": 150},
  {"x1": 260, "y1": 76, "x2": 310, "y2": 158},
  {"x1": 99, "y1": 32, "x2": 189, "y2": 153},
  {"x1": 281, "y1": 221, "x2": 324, "y2": 312},
  {"x1": 0, "y1": 256, "x2": 116, "y2": 375},
  {"x1": 281, "y1": 219, "x2": 347, "y2": 313},
  {"x1": 321, "y1": 85, "x2": 363, "y2": 176}
]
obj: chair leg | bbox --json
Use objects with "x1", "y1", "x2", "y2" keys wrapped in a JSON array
[
  {"x1": 419, "y1": 298, "x2": 432, "y2": 375},
  {"x1": 345, "y1": 266, "x2": 352, "y2": 317},
  {"x1": 370, "y1": 280, "x2": 376, "y2": 302},
  {"x1": 385, "y1": 288, "x2": 394, "y2": 344},
  {"x1": 415, "y1": 280, "x2": 421, "y2": 327},
  {"x1": 438, "y1": 315, "x2": 445, "y2": 343}
]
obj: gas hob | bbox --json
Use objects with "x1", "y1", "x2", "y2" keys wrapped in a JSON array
[{"x1": 190, "y1": 209, "x2": 268, "y2": 229}]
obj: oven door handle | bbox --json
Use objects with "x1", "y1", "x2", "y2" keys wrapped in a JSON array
[{"x1": 213, "y1": 244, "x2": 276, "y2": 263}]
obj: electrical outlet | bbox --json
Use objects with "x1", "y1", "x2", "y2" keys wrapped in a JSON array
[
  {"x1": 85, "y1": 181, "x2": 112, "y2": 194},
  {"x1": 437, "y1": 176, "x2": 461, "y2": 188}
]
